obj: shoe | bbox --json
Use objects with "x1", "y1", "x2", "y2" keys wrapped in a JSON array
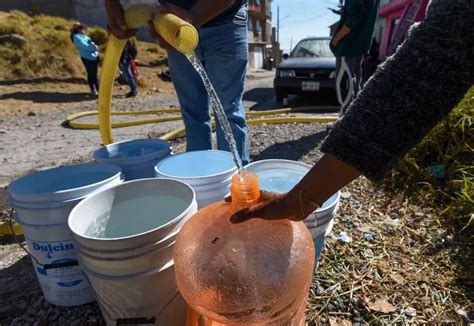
[
  {"x1": 126, "y1": 91, "x2": 137, "y2": 98},
  {"x1": 91, "y1": 89, "x2": 98, "y2": 97}
]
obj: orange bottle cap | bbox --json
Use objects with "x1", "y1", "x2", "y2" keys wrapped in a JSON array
[{"x1": 230, "y1": 171, "x2": 260, "y2": 209}]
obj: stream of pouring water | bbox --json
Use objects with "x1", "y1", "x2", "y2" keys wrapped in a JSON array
[{"x1": 186, "y1": 54, "x2": 244, "y2": 173}]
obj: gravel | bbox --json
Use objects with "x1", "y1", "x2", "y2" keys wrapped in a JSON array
[{"x1": 1, "y1": 74, "x2": 470, "y2": 324}]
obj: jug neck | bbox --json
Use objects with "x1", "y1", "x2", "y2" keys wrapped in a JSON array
[{"x1": 230, "y1": 171, "x2": 260, "y2": 210}]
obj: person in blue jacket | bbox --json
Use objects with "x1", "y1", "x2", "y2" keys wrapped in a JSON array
[{"x1": 71, "y1": 23, "x2": 100, "y2": 96}]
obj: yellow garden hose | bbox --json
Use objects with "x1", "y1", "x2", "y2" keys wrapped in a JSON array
[
  {"x1": 98, "y1": 4, "x2": 198, "y2": 144},
  {"x1": 92, "y1": 4, "x2": 337, "y2": 144},
  {"x1": 66, "y1": 107, "x2": 337, "y2": 140}
]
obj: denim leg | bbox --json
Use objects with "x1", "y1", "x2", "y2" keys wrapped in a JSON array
[
  {"x1": 120, "y1": 62, "x2": 137, "y2": 95},
  {"x1": 167, "y1": 48, "x2": 212, "y2": 151},
  {"x1": 201, "y1": 22, "x2": 250, "y2": 165}
]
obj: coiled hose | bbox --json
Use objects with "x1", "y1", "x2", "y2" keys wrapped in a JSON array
[{"x1": 73, "y1": 4, "x2": 337, "y2": 144}]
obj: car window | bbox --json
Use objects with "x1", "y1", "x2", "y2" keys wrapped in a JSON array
[{"x1": 291, "y1": 39, "x2": 334, "y2": 58}]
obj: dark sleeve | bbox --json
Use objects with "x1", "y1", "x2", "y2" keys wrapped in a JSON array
[
  {"x1": 345, "y1": 0, "x2": 369, "y2": 30},
  {"x1": 321, "y1": 0, "x2": 474, "y2": 181}
]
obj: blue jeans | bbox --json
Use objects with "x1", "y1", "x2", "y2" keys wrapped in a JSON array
[
  {"x1": 167, "y1": 18, "x2": 250, "y2": 165},
  {"x1": 120, "y1": 62, "x2": 137, "y2": 95}
]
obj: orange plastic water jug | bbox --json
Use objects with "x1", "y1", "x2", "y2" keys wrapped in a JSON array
[{"x1": 174, "y1": 172, "x2": 315, "y2": 325}]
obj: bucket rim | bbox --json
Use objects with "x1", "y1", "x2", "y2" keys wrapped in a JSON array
[
  {"x1": 79, "y1": 257, "x2": 174, "y2": 280},
  {"x1": 8, "y1": 174, "x2": 123, "y2": 210},
  {"x1": 245, "y1": 158, "x2": 313, "y2": 171},
  {"x1": 79, "y1": 239, "x2": 175, "y2": 262},
  {"x1": 68, "y1": 178, "x2": 196, "y2": 242},
  {"x1": 93, "y1": 138, "x2": 171, "y2": 163},
  {"x1": 8, "y1": 163, "x2": 123, "y2": 200},
  {"x1": 154, "y1": 150, "x2": 237, "y2": 180},
  {"x1": 75, "y1": 227, "x2": 180, "y2": 255},
  {"x1": 245, "y1": 159, "x2": 341, "y2": 212},
  {"x1": 14, "y1": 214, "x2": 67, "y2": 228}
]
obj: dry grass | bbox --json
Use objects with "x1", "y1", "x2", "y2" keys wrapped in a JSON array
[
  {"x1": 306, "y1": 178, "x2": 472, "y2": 325},
  {"x1": 384, "y1": 87, "x2": 473, "y2": 229},
  {"x1": 0, "y1": 11, "x2": 84, "y2": 79},
  {"x1": 0, "y1": 11, "x2": 173, "y2": 93}
]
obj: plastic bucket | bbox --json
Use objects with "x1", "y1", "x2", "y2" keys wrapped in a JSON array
[
  {"x1": 154, "y1": 150, "x2": 237, "y2": 208},
  {"x1": 81, "y1": 261, "x2": 186, "y2": 326},
  {"x1": 94, "y1": 139, "x2": 172, "y2": 181},
  {"x1": 68, "y1": 178, "x2": 197, "y2": 324},
  {"x1": 7, "y1": 163, "x2": 124, "y2": 306},
  {"x1": 245, "y1": 159, "x2": 341, "y2": 261}
]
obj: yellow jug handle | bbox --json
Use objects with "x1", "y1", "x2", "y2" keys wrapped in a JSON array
[{"x1": 98, "y1": 4, "x2": 198, "y2": 145}]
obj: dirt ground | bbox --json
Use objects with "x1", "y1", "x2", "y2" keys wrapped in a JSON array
[{"x1": 0, "y1": 70, "x2": 472, "y2": 325}]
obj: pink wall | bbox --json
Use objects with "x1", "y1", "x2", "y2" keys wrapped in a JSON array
[{"x1": 378, "y1": 0, "x2": 428, "y2": 58}]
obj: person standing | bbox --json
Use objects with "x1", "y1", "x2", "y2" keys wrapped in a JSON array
[
  {"x1": 71, "y1": 23, "x2": 100, "y2": 96},
  {"x1": 105, "y1": 0, "x2": 250, "y2": 165},
  {"x1": 330, "y1": 0, "x2": 380, "y2": 115},
  {"x1": 120, "y1": 39, "x2": 138, "y2": 98}
]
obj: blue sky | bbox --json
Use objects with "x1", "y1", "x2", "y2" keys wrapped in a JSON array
[{"x1": 271, "y1": 0, "x2": 340, "y2": 53}]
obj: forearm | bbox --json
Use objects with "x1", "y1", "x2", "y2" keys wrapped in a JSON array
[
  {"x1": 189, "y1": 0, "x2": 234, "y2": 27},
  {"x1": 289, "y1": 154, "x2": 361, "y2": 211},
  {"x1": 322, "y1": 0, "x2": 474, "y2": 181},
  {"x1": 333, "y1": 25, "x2": 351, "y2": 44}
]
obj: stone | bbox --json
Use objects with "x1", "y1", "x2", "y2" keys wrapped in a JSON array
[
  {"x1": 327, "y1": 304, "x2": 337, "y2": 312},
  {"x1": 425, "y1": 308, "x2": 435, "y2": 316},
  {"x1": 316, "y1": 285, "x2": 324, "y2": 295},
  {"x1": 0, "y1": 34, "x2": 27, "y2": 46},
  {"x1": 341, "y1": 191, "x2": 352, "y2": 199},
  {"x1": 58, "y1": 316, "x2": 67, "y2": 325},
  {"x1": 403, "y1": 307, "x2": 416, "y2": 317}
]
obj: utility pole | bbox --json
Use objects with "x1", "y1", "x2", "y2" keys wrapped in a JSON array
[
  {"x1": 277, "y1": 5, "x2": 280, "y2": 43},
  {"x1": 289, "y1": 37, "x2": 293, "y2": 52}
]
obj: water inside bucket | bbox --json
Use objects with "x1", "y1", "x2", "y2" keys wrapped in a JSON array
[
  {"x1": 84, "y1": 194, "x2": 189, "y2": 239},
  {"x1": 253, "y1": 167, "x2": 338, "y2": 209},
  {"x1": 109, "y1": 147, "x2": 148, "y2": 158},
  {"x1": 156, "y1": 151, "x2": 236, "y2": 179}
]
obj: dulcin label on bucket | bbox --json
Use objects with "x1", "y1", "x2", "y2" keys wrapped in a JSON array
[{"x1": 27, "y1": 237, "x2": 93, "y2": 304}]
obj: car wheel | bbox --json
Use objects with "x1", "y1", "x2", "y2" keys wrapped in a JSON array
[{"x1": 275, "y1": 88, "x2": 287, "y2": 104}]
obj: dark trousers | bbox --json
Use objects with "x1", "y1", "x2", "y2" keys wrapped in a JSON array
[
  {"x1": 336, "y1": 56, "x2": 362, "y2": 115},
  {"x1": 81, "y1": 57, "x2": 99, "y2": 93}
]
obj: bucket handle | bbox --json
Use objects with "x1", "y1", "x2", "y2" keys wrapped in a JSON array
[{"x1": 7, "y1": 208, "x2": 79, "y2": 270}]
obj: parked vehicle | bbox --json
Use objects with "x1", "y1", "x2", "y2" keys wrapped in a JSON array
[{"x1": 274, "y1": 37, "x2": 336, "y2": 103}]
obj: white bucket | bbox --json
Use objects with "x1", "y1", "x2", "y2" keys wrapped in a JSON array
[
  {"x1": 245, "y1": 159, "x2": 341, "y2": 258},
  {"x1": 7, "y1": 163, "x2": 124, "y2": 307},
  {"x1": 94, "y1": 139, "x2": 172, "y2": 181},
  {"x1": 154, "y1": 150, "x2": 237, "y2": 208},
  {"x1": 68, "y1": 178, "x2": 197, "y2": 325}
]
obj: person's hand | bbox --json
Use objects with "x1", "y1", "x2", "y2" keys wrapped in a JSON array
[
  {"x1": 147, "y1": 3, "x2": 194, "y2": 50},
  {"x1": 105, "y1": 0, "x2": 136, "y2": 39},
  {"x1": 331, "y1": 37, "x2": 340, "y2": 47},
  {"x1": 227, "y1": 190, "x2": 313, "y2": 224}
]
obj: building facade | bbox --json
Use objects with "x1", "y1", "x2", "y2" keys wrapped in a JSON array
[
  {"x1": 0, "y1": 0, "x2": 273, "y2": 70},
  {"x1": 247, "y1": 0, "x2": 272, "y2": 70}
]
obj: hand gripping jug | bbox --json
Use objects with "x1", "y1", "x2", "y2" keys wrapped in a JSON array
[{"x1": 174, "y1": 172, "x2": 315, "y2": 325}]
